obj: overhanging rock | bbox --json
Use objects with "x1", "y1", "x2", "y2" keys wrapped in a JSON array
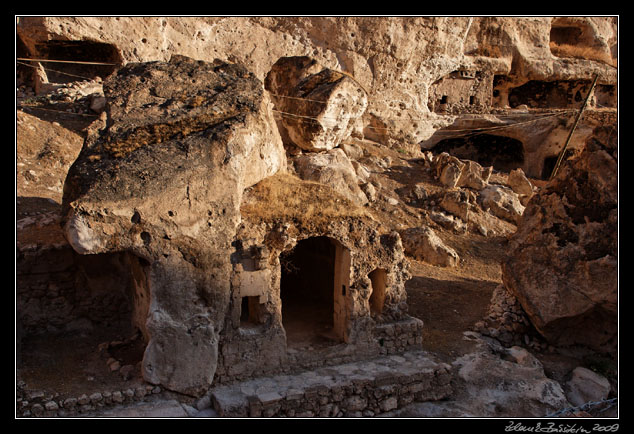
[{"x1": 61, "y1": 55, "x2": 286, "y2": 397}]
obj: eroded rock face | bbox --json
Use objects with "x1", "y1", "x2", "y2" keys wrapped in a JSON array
[
  {"x1": 502, "y1": 126, "x2": 617, "y2": 354},
  {"x1": 265, "y1": 56, "x2": 368, "y2": 152},
  {"x1": 61, "y1": 55, "x2": 286, "y2": 396},
  {"x1": 17, "y1": 16, "x2": 617, "y2": 153}
]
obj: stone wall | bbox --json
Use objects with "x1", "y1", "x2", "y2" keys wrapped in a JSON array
[
  {"x1": 16, "y1": 218, "x2": 137, "y2": 337},
  {"x1": 211, "y1": 351, "x2": 452, "y2": 417},
  {"x1": 16, "y1": 380, "x2": 163, "y2": 418}
]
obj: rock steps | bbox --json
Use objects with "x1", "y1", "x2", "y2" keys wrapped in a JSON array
[{"x1": 209, "y1": 350, "x2": 453, "y2": 417}]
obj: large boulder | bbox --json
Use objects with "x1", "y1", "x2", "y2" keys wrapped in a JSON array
[
  {"x1": 265, "y1": 56, "x2": 368, "y2": 152},
  {"x1": 502, "y1": 126, "x2": 617, "y2": 354},
  {"x1": 61, "y1": 55, "x2": 286, "y2": 396},
  {"x1": 431, "y1": 152, "x2": 492, "y2": 190}
]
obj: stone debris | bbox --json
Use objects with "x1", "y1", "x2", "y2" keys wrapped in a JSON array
[
  {"x1": 507, "y1": 167, "x2": 534, "y2": 196},
  {"x1": 389, "y1": 333, "x2": 571, "y2": 418},
  {"x1": 479, "y1": 184, "x2": 525, "y2": 224},
  {"x1": 398, "y1": 226, "x2": 459, "y2": 267},
  {"x1": 209, "y1": 351, "x2": 452, "y2": 417},
  {"x1": 432, "y1": 152, "x2": 492, "y2": 190}
]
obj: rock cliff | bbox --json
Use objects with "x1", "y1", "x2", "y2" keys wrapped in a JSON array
[{"x1": 17, "y1": 16, "x2": 617, "y2": 157}]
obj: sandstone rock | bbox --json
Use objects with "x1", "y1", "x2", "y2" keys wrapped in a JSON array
[
  {"x1": 339, "y1": 142, "x2": 365, "y2": 160},
  {"x1": 432, "y1": 153, "x2": 492, "y2": 190},
  {"x1": 451, "y1": 334, "x2": 570, "y2": 417},
  {"x1": 17, "y1": 17, "x2": 617, "y2": 154},
  {"x1": 508, "y1": 168, "x2": 534, "y2": 196},
  {"x1": 430, "y1": 211, "x2": 467, "y2": 233},
  {"x1": 433, "y1": 153, "x2": 465, "y2": 188},
  {"x1": 502, "y1": 126, "x2": 617, "y2": 354},
  {"x1": 564, "y1": 367, "x2": 611, "y2": 407},
  {"x1": 265, "y1": 56, "x2": 368, "y2": 152},
  {"x1": 351, "y1": 160, "x2": 371, "y2": 183},
  {"x1": 61, "y1": 55, "x2": 285, "y2": 397},
  {"x1": 457, "y1": 160, "x2": 492, "y2": 190},
  {"x1": 399, "y1": 226, "x2": 459, "y2": 267},
  {"x1": 293, "y1": 148, "x2": 368, "y2": 205},
  {"x1": 439, "y1": 189, "x2": 475, "y2": 222},
  {"x1": 361, "y1": 182, "x2": 377, "y2": 203},
  {"x1": 479, "y1": 185, "x2": 525, "y2": 224}
]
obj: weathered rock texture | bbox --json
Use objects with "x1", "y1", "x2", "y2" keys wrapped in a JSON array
[
  {"x1": 265, "y1": 56, "x2": 368, "y2": 152},
  {"x1": 61, "y1": 55, "x2": 286, "y2": 396},
  {"x1": 58, "y1": 54, "x2": 422, "y2": 397},
  {"x1": 502, "y1": 125, "x2": 618, "y2": 354},
  {"x1": 17, "y1": 16, "x2": 617, "y2": 161},
  {"x1": 391, "y1": 333, "x2": 571, "y2": 417}
]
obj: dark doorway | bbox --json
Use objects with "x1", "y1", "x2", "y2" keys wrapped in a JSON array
[{"x1": 280, "y1": 236, "x2": 348, "y2": 348}]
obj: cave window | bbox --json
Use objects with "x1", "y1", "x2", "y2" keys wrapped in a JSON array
[
  {"x1": 469, "y1": 95, "x2": 475, "y2": 105},
  {"x1": 279, "y1": 236, "x2": 349, "y2": 347},
  {"x1": 440, "y1": 95, "x2": 448, "y2": 104},
  {"x1": 368, "y1": 268, "x2": 387, "y2": 316},
  {"x1": 240, "y1": 296, "x2": 262, "y2": 327}
]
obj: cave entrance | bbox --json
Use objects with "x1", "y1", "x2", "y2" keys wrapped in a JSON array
[
  {"x1": 550, "y1": 25, "x2": 584, "y2": 47},
  {"x1": 541, "y1": 148, "x2": 577, "y2": 180},
  {"x1": 280, "y1": 236, "x2": 350, "y2": 348},
  {"x1": 432, "y1": 133, "x2": 525, "y2": 173},
  {"x1": 508, "y1": 80, "x2": 592, "y2": 109},
  {"x1": 30, "y1": 40, "x2": 122, "y2": 85}
]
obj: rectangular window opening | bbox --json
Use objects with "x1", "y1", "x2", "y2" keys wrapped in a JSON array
[{"x1": 240, "y1": 296, "x2": 261, "y2": 327}]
